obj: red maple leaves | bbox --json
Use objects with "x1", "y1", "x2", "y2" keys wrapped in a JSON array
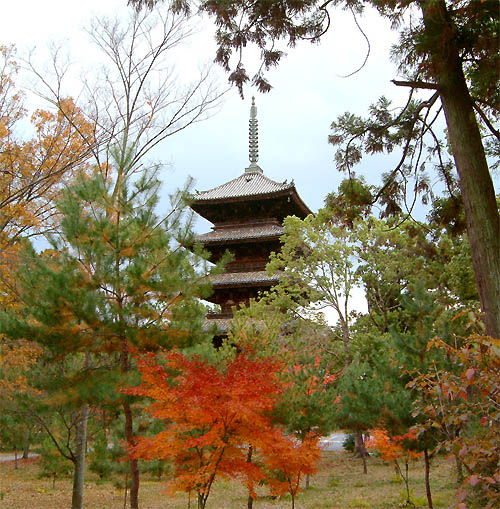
[{"x1": 124, "y1": 349, "x2": 320, "y2": 508}]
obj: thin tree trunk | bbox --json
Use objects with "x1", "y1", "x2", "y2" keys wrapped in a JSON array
[
  {"x1": 71, "y1": 402, "x2": 89, "y2": 509},
  {"x1": 22, "y1": 428, "x2": 31, "y2": 459},
  {"x1": 14, "y1": 449, "x2": 18, "y2": 470},
  {"x1": 424, "y1": 447, "x2": 433, "y2": 509},
  {"x1": 354, "y1": 430, "x2": 367, "y2": 474},
  {"x1": 455, "y1": 455, "x2": 464, "y2": 485},
  {"x1": 198, "y1": 492, "x2": 206, "y2": 509},
  {"x1": 419, "y1": 0, "x2": 500, "y2": 338},
  {"x1": 124, "y1": 399, "x2": 140, "y2": 509},
  {"x1": 404, "y1": 461, "x2": 410, "y2": 505},
  {"x1": 247, "y1": 446, "x2": 254, "y2": 509},
  {"x1": 305, "y1": 473, "x2": 310, "y2": 489},
  {"x1": 123, "y1": 470, "x2": 128, "y2": 509}
]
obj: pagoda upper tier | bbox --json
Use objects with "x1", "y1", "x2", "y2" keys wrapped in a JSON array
[{"x1": 191, "y1": 170, "x2": 311, "y2": 224}]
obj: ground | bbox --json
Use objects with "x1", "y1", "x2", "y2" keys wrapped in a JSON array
[{"x1": 0, "y1": 449, "x2": 459, "y2": 508}]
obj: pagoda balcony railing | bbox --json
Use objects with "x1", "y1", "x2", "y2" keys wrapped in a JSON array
[{"x1": 206, "y1": 311, "x2": 234, "y2": 319}]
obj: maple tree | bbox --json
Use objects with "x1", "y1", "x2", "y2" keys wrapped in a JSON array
[
  {"x1": 367, "y1": 428, "x2": 422, "y2": 506},
  {"x1": 126, "y1": 349, "x2": 282, "y2": 508},
  {"x1": 264, "y1": 434, "x2": 320, "y2": 509},
  {"x1": 408, "y1": 335, "x2": 500, "y2": 509},
  {"x1": 125, "y1": 347, "x2": 322, "y2": 509}
]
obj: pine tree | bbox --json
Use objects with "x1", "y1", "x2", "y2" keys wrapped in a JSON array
[{"x1": 0, "y1": 161, "x2": 210, "y2": 508}]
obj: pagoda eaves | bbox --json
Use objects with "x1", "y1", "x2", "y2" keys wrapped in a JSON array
[{"x1": 191, "y1": 170, "x2": 311, "y2": 224}]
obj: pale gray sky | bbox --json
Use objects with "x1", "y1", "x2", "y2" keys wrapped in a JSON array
[
  {"x1": 12, "y1": 0, "x2": 497, "y2": 322},
  {"x1": 2, "y1": 0, "x2": 409, "y2": 223}
]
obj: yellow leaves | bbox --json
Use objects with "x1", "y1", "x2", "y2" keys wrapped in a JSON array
[
  {"x1": 0, "y1": 121, "x2": 8, "y2": 138},
  {"x1": 0, "y1": 338, "x2": 43, "y2": 398},
  {"x1": 0, "y1": 49, "x2": 97, "y2": 247}
]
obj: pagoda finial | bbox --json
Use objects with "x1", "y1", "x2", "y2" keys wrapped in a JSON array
[{"x1": 246, "y1": 96, "x2": 263, "y2": 173}]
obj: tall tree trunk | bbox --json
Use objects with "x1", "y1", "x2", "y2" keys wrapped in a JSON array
[
  {"x1": 420, "y1": 0, "x2": 500, "y2": 338},
  {"x1": 124, "y1": 400, "x2": 140, "y2": 509},
  {"x1": 424, "y1": 447, "x2": 433, "y2": 509},
  {"x1": 121, "y1": 339, "x2": 140, "y2": 509},
  {"x1": 71, "y1": 402, "x2": 89, "y2": 509}
]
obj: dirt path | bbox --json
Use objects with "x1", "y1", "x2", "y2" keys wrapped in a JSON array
[{"x1": 0, "y1": 453, "x2": 39, "y2": 462}]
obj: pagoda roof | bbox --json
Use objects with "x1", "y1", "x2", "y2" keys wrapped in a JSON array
[
  {"x1": 191, "y1": 170, "x2": 311, "y2": 222},
  {"x1": 195, "y1": 222, "x2": 284, "y2": 244},
  {"x1": 209, "y1": 270, "x2": 280, "y2": 288},
  {"x1": 193, "y1": 170, "x2": 295, "y2": 202},
  {"x1": 204, "y1": 316, "x2": 232, "y2": 333}
]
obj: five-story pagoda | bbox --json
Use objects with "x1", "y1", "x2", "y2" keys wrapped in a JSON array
[{"x1": 191, "y1": 98, "x2": 311, "y2": 338}]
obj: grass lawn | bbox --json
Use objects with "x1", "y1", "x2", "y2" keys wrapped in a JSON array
[{"x1": 0, "y1": 450, "x2": 459, "y2": 508}]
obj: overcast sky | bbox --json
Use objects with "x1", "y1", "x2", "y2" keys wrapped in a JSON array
[
  {"x1": 8, "y1": 1, "x2": 498, "y2": 321},
  {"x1": 2, "y1": 0, "x2": 415, "y2": 223}
]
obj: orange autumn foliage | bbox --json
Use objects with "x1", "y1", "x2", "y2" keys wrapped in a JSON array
[
  {"x1": 0, "y1": 244, "x2": 43, "y2": 401},
  {"x1": 0, "y1": 337, "x2": 43, "y2": 400},
  {"x1": 292, "y1": 359, "x2": 338, "y2": 396},
  {"x1": 0, "y1": 45, "x2": 95, "y2": 248},
  {"x1": 264, "y1": 433, "x2": 320, "y2": 503},
  {"x1": 124, "y1": 349, "x2": 322, "y2": 508},
  {"x1": 367, "y1": 428, "x2": 422, "y2": 505},
  {"x1": 367, "y1": 428, "x2": 422, "y2": 463}
]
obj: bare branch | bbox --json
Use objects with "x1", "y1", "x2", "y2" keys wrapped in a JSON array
[
  {"x1": 339, "y1": 6, "x2": 371, "y2": 78},
  {"x1": 473, "y1": 102, "x2": 500, "y2": 142},
  {"x1": 392, "y1": 79, "x2": 440, "y2": 90}
]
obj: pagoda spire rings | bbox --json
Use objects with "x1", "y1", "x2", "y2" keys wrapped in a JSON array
[{"x1": 246, "y1": 96, "x2": 263, "y2": 174}]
